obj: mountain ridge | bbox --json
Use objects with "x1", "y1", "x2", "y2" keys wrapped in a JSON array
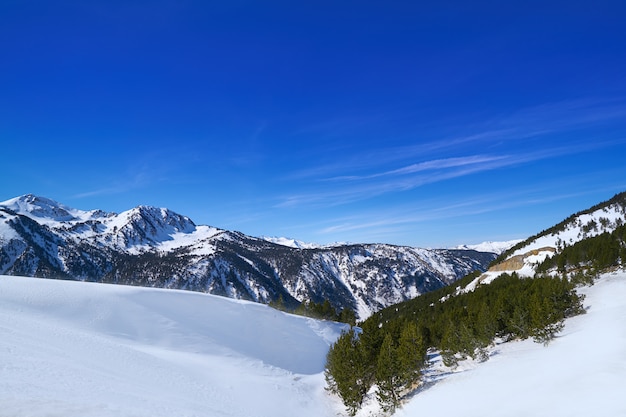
[
  {"x1": 0, "y1": 194, "x2": 495, "y2": 319},
  {"x1": 483, "y1": 191, "x2": 626, "y2": 279}
]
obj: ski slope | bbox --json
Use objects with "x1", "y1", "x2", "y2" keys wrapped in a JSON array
[{"x1": 0, "y1": 276, "x2": 348, "y2": 417}]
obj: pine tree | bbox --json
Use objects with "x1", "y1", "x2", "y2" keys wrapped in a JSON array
[
  {"x1": 396, "y1": 322, "x2": 426, "y2": 389},
  {"x1": 325, "y1": 329, "x2": 370, "y2": 416},
  {"x1": 375, "y1": 333, "x2": 401, "y2": 412},
  {"x1": 439, "y1": 322, "x2": 461, "y2": 367},
  {"x1": 338, "y1": 307, "x2": 357, "y2": 326}
]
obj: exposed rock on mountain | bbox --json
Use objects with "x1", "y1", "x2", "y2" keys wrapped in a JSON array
[{"x1": 0, "y1": 194, "x2": 495, "y2": 319}]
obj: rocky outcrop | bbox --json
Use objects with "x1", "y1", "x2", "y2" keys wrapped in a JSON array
[{"x1": 489, "y1": 247, "x2": 556, "y2": 272}]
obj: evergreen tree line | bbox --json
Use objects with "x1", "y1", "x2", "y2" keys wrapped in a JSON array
[
  {"x1": 269, "y1": 296, "x2": 357, "y2": 325},
  {"x1": 536, "y1": 223, "x2": 626, "y2": 278},
  {"x1": 493, "y1": 191, "x2": 626, "y2": 266},
  {"x1": 325, "y1": 272, "x2": 585, "y2": 415}
]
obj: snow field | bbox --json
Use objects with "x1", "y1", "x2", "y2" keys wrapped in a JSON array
[
  {"x1": 0, "y1": 276, "x2": 348, "y2": 417},
  {"x1": 2, "y1": 271, "x2": 625, "y2": 417}
]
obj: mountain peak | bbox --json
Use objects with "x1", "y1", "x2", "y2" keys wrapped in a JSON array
[
  {"x1": 119, "y1": 205, "x2": 197, "y2": 237},
  {"x1": 2, "y1": 193, "x2": 60, "y2": 207},
  {"x1": 0, "y1": 194, "x2": 77, "y2": 221},
  {"x1": 0, "y1": 194, "x2": 496, "y2": 320}
]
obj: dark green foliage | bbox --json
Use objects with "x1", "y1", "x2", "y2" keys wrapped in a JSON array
[
  {"x1": 440, "y1": 320, "x2": 488, "y2": 366},
  {"x1": 492, "y1": 191, "x2": 626, "y2": 267},
  {"x1": 338, "y1": 307, "x2": 358, "y2": 326},
  {"x1": 395, "y1": 322, "x2": 427, "y2": 391},
  {"x1": 375, "y1": 322, "x2": 426, "y2": 412},
  {"x1": 303, "y1": 299, "x2": 338, "y2": 320},
  {"x1": 325, "y1": 329, "x2": 370, "y2": 416},
  {"x1": 537, "y1": 223, "x2": 626, "y2": 276},
  {"x1": 297, "y1": 299, "x2": 357, "y2": 325},
  {"x1": 270, "y1": 297, "x2": 358, "y2": 325},
  {"x1": 375, "y1": 333, "x2": 402, "y2": 411},
  {"x1": 326, "y1": 193, "x2": 626, "y2": 413},
  {"x1": 325, "y1": 272, "x2": 585, "y2": 413}
]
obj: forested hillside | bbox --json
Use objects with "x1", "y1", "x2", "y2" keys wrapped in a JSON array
[
  {"x1": 325, "y1": 271, "x2": 584, "y2": 414},
  {"x1": 325, "y1": 192, "x2": 626, "y2": 415},
  {"x1": 536, "y1": 223, "x2": 626, "y2": 277},
  {"x1": 494, "y1": 191, "x2": 626, "y2": 265}
]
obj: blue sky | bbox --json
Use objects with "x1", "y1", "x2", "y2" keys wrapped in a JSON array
[{"x1": 2, "y1": 1, "x2": 626, "y2": 248}]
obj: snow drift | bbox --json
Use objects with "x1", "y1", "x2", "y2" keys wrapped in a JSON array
[{"x1": 0, "y1": 275, "x2": 347, "y2": 417}]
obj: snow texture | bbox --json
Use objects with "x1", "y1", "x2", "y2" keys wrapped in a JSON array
[
  {"x1": 0, "y1": 275, "x2": 347, "y2": 417},
  {"x1": 261, "y1": 236, "x2": 329, "y2": 249},
  {"x1": 2, "y1": 271, "x2": 625, "y2": 417}
]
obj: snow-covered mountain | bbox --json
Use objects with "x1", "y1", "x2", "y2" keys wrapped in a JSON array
[
  {"x1": 4, "y1": 193, "x2": 626, "y2": 417},
  {"x1": 453, "y1": 239, "x2": 523, "y2": 255},
  {"x1": 0, "y1": 194, "x2": 495, "y2": 319},
  {"x1": 490, "y1": 192, "x2": 626, "y2": 275},
  {"x1": 261, "y1": 236, "x2": 329, "y2": 249},
  {"x1": 459, "y1": 192, "x2": 626, "y2": 291}
]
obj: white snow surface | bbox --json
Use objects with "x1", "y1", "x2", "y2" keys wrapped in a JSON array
[
  {"x1": 0, "y1": 276, "x2": 348, "y2": 417},
  {"x1": 511, "y1": 204, "x2": 625, "y2": 257},
  {"x1": 394, "y1": 271, "x2": 626, "y2": 417},
  {"x1": 454, "y1": 239, "x2": 523, "y2": 254},
  {"x1": 2, "y1": 271, "x2": 626, "y2": 417},
  {"x1": 0, "y1": 194, "x2": 100, "y2": 224},
  {"x1": 261, "y1": 236, "x2": 347, "y2": 249}
]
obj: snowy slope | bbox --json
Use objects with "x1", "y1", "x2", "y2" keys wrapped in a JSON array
[
  {"x1": 0, "y1": 275, "x2": 348, "y2": 417},
  {"x1": 510, "y1": 202, "x2": 625, "y2": 257},
  {"x1": 468, "y1": 193, "x2": 626, "y2": 282},
  {"x1": 2, "y1": 271, "x2": 625, "y2": 417},
  {"x1": 394, "y1": 271, "x2": 626, "y2": 417}
]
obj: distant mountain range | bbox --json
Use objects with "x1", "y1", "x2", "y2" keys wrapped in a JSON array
[
  {"x1": 454, "y1": 240, "x2": 523, "y2": 255},
  {"x1": 0, "y1": 194, "x2": 496, "y2": 319}
]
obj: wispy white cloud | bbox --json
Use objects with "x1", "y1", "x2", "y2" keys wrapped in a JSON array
[
  {"x1": 313, "y1": 186, "x2": 607, "y2": 239},
  {"x1": 289, "y1": 98, "x2": 626, "y2": 186},
  {"x1": 277, "y1": 99, "x2": 626, "y2": 210},
  {"x1": 327, "y1": 154, "x2": 510, "y2": 181},
  {"x1": 276, "y1": 153, "x2": 524, "y2": 209}
]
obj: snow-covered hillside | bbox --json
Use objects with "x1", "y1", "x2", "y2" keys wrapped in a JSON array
[
  {"x1": 511, "y1": 204, "x2": 625, "y2": 257},
  {"x1": 2, "y1": 271, "x2": 625, "y2": 417},
  {"x1": 0, "y1": 275, "x2": 348, "y2": 417},
  {"x1": 394, "y1": 271, "x2": 626, "y2": 417},
  {"x1": 467, "y1": 193, "x2": 626, "y2": 283}
]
